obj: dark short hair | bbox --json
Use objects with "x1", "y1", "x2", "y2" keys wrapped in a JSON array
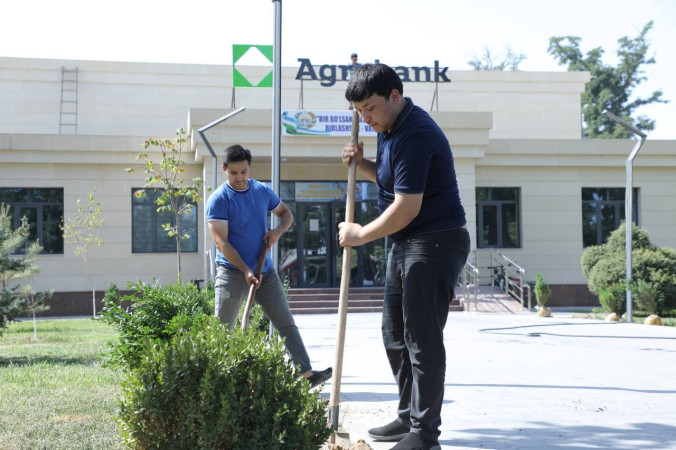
[
  {"x1": 222, "y1": 144, "x2": 251, "y2": 167},
  {"x1": 351, "y1": 53, "x2": 358, "y2": 58},
  {"x1": 345, "y1": 63, "x2": 403, "y2": 103}
]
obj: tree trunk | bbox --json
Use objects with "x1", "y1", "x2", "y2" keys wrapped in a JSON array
[{"x1": 175, "y1": 216, "x2": 182, "y2": 281}]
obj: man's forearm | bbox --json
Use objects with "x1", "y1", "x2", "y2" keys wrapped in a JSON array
[
  {"x1": 359, "y1": 200, "x2": 416, "y2": 243},
  {"x1": 358, "y1": 158, "x2": 377, "y2": 183},
  {"x1": 275, "y1": 209, "x2": 293, "y2": 233},
  {"x1": 217, "y1": 240, "x2": 251, "y2": 275}
]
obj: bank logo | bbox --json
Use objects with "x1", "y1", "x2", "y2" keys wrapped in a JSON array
[
  {"x1": 282, "y1": 111, "x2": 327, "y2": 135},
  {"x1": 233, "y1": 44, "x2": 273, "y2": 88}
]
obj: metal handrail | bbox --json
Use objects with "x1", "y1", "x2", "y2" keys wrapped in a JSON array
[
  {"x1": 489, "y1": 249, "x2": 531, "y2": 310},
  {"x1": 493, "y1": 249, "x2": 525, "y2": 274},
  {"x1": 461, "y1": 261, "x2": 480, "y2": 312}
]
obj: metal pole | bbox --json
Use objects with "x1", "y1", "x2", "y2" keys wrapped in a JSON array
[
  {"x1": 602, "y1": 110, "x2": 647, "y2": 324},
  {"x1": 197, "y1": 106, "x2": 247, "y2": 282},
  {"x1": 272, "y1": 0, "x2": 282, "y2": 272}
]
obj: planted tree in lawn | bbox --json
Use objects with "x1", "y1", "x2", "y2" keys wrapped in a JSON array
[
  {"x1": 0, "y1": 203, "x2": 50, "y2": 336},
  {"x1": 61, "y1": 187, "x2": 104, "y2": 317},
  {"x1": 127, "y1": 128, "x2": 203, "y2": 279}
]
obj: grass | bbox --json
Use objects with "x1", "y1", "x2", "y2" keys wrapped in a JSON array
[{"x1": 0, "y1": 318, "x2": 123, "y2": 450}]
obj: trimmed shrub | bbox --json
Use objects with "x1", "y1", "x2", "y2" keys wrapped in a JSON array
[
  {"x1": 534, "y1": 273, "x2": 551, "y2": 308},
  {"x1": 581, "y1": 245, "x2": 606, "y2": 279},
  {"x1": 581, "y1": 223, "x2": 676, "y2": 314},
  {"x1": 598, "y1": 282, "x2": 627, "y2": 316},
  {"x1": 99, "y1": 278, "x2": 214, "y2": 369},
  {"x1": 118, "y1": 316, "x2": 331, "y2": 449},
  {"x1": 631, "y1": 279, "x2": 659, "y2": 315},
  {"x1": 605, "y1": 222, "x2": 652, "y2": 253}
]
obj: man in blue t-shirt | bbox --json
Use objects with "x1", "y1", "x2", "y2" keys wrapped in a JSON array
[
  {"x1": 340, "y1": 64, "x2": 471, "y2": 450},
  {"x1": 206, "y1": 144, "x2": 331, "y2": 388}
]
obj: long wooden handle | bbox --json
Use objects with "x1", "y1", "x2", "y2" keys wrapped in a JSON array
[
  {"x1": 329, "y1": 110, "x2": 359, "y2": 431},
  {"x1": 241, "y1": 237, "x2": 269, "y2": 331}
]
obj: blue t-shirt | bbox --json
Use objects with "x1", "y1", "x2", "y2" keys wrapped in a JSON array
[
  {"x1": 376, "y1": 98, "x2": 466, "y2": 242},
  {"x1": 205, "y1": 179, "x2": 280, "y2": 272}
]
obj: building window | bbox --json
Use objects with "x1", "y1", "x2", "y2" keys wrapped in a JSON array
[
  {"x1": 0, "y1": 188, "x2": 64, "y2": 254},
  {"x1": 131, "y1": 188, "x2": 197, "y2": 253},
  {"x1": 582, "y1": 188, "x2": 638, "y2": 247},
  {"x1": 476, "y1": 187, "x2": 520, "y2": 248}
]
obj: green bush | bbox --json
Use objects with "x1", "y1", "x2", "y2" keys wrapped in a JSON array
[
  {"x1": 118, "y1": 316, "x2": 331, "y2": 449},
  {"x1": 581, "y1": 223, "x2": 676, "y2": 314},
  {"x1": 605, "y1": 222, "x2": 653, "y2": 253},
  {"x1": 631, "y1": 279, "x2": 659, "y2": 315},
  {"x1": 534, "y1": 273, "x2": 551, "y2": 307},
  {"x1": 581, "y1": 245, "x2": 606, "y2": 279},
  {"x1": 598, "y1": 282, "x2": 627, "y2": 316},
  {"x1": 99, "y1": 279, "x2": 214, "y2": 369}
]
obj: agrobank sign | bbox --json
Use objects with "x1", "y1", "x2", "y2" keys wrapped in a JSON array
[{"x1": 295, "y1": 58, "x2": 451, "y2": 87}]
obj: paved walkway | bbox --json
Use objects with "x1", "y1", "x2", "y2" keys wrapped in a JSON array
[
  {"x1": 460, "y1": 285, "x2": 530, "y2": 314},
  {"x1": 296, "y1": 310, "x2": 676, "y2": 449}
]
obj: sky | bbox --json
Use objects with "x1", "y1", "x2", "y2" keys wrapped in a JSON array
[{"x1": 2, "y1": 0, "x2": 674, "y2": 139}]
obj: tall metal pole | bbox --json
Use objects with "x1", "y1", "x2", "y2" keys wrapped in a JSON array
[
  {"x1": 271, "y1": 0, "x2": 282, "y2": 271},
  {"x1": 602, "y1": 110, "x2": 647, "y2": 324}
]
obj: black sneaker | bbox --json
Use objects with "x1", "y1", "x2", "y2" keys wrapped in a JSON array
[
  {"x1": 367, "y1": 419, "x2": 411, "y2": 441},
  {"x1": 307, "y1": 367, "x2": 332, "y2": 388},
  {"x1": 390, "y1": 432, "x2": 440, "y2": 450}
]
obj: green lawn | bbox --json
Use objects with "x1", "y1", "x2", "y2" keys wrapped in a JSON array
[{"x1": 0, "y1": 319, "x2": 123, "y2": 450}]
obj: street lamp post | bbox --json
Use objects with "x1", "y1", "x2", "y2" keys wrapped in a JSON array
[
  {"x1": 602, "y1": 110, "x2": 647, "y2": 324},
  {"x1": 197, "y1": 106, "x2": 247, "y2": 282}
]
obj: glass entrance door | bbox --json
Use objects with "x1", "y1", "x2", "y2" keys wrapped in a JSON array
[
  {"x1": 295, "y1": 202, "x2": 365, "y2": 287},
  {"x1": 298, "y1": 203, "x2": 330, "y2": 287}
]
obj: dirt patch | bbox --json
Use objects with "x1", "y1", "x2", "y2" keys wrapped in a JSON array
[{"x1": 329, "y1": 439, "x2": 373, "y2": 450}]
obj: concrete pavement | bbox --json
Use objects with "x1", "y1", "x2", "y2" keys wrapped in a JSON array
[{"x1": 296, "y1": 311, "x2": 676, "y2": 449}]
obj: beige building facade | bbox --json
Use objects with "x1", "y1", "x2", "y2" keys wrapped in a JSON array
[{"x1": 1, "y1": 56, "x2": 674, "y2": 310}]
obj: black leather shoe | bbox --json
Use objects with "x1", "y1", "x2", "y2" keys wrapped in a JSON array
[
  {"x1": 390, "y1": 432, "x2": 440, "y2": 450},
  {"x1": 307, "y1": 367, "x2": 332, "y2": 388},
  {"x1": 367, "y1": 419, "x2": 411, "y2": 441}
]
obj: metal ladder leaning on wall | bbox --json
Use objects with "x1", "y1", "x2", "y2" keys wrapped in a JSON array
[{"x1": 59, "y1": 66, "x2": 78, "y2": 134}]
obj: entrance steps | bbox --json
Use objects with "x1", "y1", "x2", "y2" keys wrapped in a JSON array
[{"x1": 288, "y1": 287, "x2": 464, "y2": 314}]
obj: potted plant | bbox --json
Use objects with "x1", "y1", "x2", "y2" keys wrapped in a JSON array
[{"x1": 534, "y1": 273, "x2": 552, "y2": 317}]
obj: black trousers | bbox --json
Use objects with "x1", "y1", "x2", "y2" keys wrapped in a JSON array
[{"x1": 382, "y1": 227, "x2": 470, "y2": 440}]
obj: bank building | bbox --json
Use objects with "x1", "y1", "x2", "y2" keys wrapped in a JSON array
[{"x1": 1, "y1": 55, "x2": 674, "y2": 314}]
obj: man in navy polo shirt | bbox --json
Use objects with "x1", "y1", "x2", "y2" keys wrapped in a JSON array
[
  {"x1": 339, "y1": 64, "x2": 470, "y2": 450},
  {"x1": 206, "y1": 144, "x2": 331, "y2": 388}
]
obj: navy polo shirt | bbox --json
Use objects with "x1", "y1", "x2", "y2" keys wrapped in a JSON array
[{"x1": 376, "y1": 97, "x2": 466, "y2": 242}]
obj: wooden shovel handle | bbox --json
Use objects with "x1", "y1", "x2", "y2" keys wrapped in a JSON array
[
  {"x1": 241, "y1": 237, "x2": 269, "y2": 331},
  {"x1": 329, "y1": 109, "x2": 359, "y2": 431}
]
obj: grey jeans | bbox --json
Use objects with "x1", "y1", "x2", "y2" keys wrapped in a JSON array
[{"x1": 215, "y1": 265, "x2": 312, "y2": 373}]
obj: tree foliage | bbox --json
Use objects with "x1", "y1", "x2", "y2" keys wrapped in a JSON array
[
  {"x1": 0, "y1": 203, "x2": 50, "y2": 335},
  {"x1": 548, "y1": 21, "x2": 668, "y2": 138},
  {"x1": 127, "y1": 128, "x2": 203, "y2": 278},
  {"x1": 62, "y1": 187, "x2": 104, "y2": 317},
  {"x1": 467, "y1": 44, "x2": 526, "y2": 71}
]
